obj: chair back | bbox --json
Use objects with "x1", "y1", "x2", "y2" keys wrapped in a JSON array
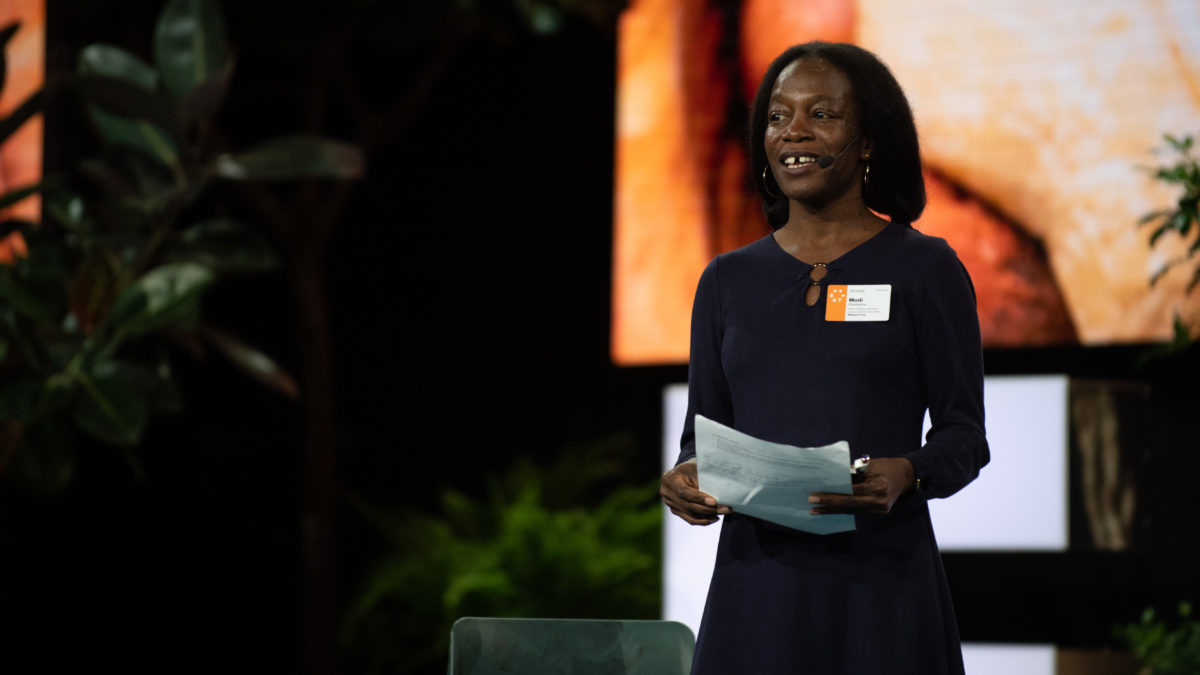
[{"x1": 448, "y1": 617, "x2": 695, "y2": 675}]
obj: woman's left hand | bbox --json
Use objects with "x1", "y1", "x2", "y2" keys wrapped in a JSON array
[{"x1": 808, "y1": 457, "x2": 915, "y2": 516}]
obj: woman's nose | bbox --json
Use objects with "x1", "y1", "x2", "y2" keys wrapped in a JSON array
[{"x1": 783, "y1": 117, "x2": 813, "y2": 142}]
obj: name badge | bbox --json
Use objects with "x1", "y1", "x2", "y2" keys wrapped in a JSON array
[{"x1": 825, "y1": 284, "x2": 891, "y2": 322}]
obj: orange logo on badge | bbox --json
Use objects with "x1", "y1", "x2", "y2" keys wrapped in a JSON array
[{"x1": 825, "y1": 285, "x2": 848, "y2": 321}]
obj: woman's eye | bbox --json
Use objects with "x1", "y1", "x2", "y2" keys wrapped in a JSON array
[
  {"x1": 768, "y1": 112, "x2": 784, "y2": 122},
  {"x1": 813, "y1": 110, "x2": 831, "y2": 119}
]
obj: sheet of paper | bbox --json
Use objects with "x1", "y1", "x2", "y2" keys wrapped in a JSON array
[{"x1": 694, "y1": 415, "x2": 856, "y2": 535}]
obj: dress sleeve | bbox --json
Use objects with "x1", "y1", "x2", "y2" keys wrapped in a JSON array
[
  {"x1": 901, "y1": 240, "x2": 990, "y2": 498},
  {"x1": 677, "y1": 256, "x2": 734, "y2": 465}
]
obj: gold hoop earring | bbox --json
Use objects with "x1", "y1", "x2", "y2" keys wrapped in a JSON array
[
  {"x1": 762, "y1": 166, "x2": 781, "y2": 199},
  {"x1": 862, "y1": 161, "x2": 871, "y2": 195}
]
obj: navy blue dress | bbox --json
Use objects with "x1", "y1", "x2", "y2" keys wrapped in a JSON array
[{"x1": 678, "y1": 223, "x2": 989, "y2": 675}]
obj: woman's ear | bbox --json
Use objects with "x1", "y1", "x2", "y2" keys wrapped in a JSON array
[{"x1": 861, "y1": 137, "x2": 874, "y2": 160}]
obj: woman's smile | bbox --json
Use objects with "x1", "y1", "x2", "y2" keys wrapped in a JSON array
[{"x1": 779, "y1": 152, "x2": 820, "y2": 174}]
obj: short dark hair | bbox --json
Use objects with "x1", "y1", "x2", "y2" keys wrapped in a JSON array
[{"x1": 749, "y1": 42, "x2": 926, "y2": 228}]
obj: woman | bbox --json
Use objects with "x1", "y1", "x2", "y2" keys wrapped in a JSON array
[{"x1": 659, "y1": 42, "x2": 989, "y2": 674}]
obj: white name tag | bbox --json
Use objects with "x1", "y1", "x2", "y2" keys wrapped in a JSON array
[{"x1": 825, "y1": 284, "x2": 891, "y2": 322}]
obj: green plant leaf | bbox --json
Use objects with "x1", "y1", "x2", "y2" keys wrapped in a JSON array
[
  {"x1": 1139, "y1": 209, "x2": 1172, "y2": 226},
  {"x1": 70, "y1": 361, "x2": 148, "y2": 447},
  {"x1": 1171, "y1": 208, "x2": 1195, "y2": 235},
  {"x1": 0, "y1": 182, "x2": 42, "y2": 212},
  {"x1": 1180, "y1": 196, "x2": 1200, "y2": 222},
  {"x1": 0, "y1": 88, "x2": 43, "y2": 147},
  {"x1": 1150, "y1": 220, "x2": 1177, "y2": 248},
  {"x1": 153, "y1": 0, "x2": 229, "y2": 99},
  {"x1": 1165, "y1": 134, "x2": 1194, "y2": 153},
  {"x1": 1157, "y1": 165, "x2": 1192, "y2": 185},
  {"x1": 113, "y1": 359, "x2": 183, "y2": 414},
  {"x1": 0, "y1": 308, "x2": 45, "y2": 372},
  {"x1": 12, "y1": 218, "x2": 69, "y2": 286},
  {"x1": 177, "y1": 55, "x2": 232, "y2": 130},
  {"x1": 172, "y1": 219, "x2": 279, "y2": 273},
  {"x1": 76, "y1": 157, "x2": 138, "y2": 198},
  {"x1": 107, "y1": 262, "x2": 215, "y2": 336},
  {"x1": 1149, "y1": 263, "x2": 1174, "y2": 288},
  {"x1": 77, "y1": 74, "x2": 179, "y2": 135},
  {"x1": 77, "y1": 44, "x2": 159, "y2": 90},
  {"x1": 1172, "y1": 315, "x2": 1192, "y2": 346},
  {"x1": 341, "y1": 447, "x2": 664, "y2": 675},
  {"x1": 1117, "y1": 602, "x2": 1200, "y2": 675},
  {"x1": 76, "y1": 47, "x2": 179, "y2": 169},
  {"x1": 0, "y1": 268, "x2": 57, "y2": 322},
  {"x1": 199, "y1": 324, "x2": 298, "y2": 398},
  {"x1": 85, "y1": 104, "x2": 183, "y2": 178},
  {"x1": 0, "y1": 217, "x2": 27, "y2": 238},
  {"x1": 43, "y1": 189, "x2": 88, "y2": 233},
  {"x1": 0, "y1": 24, "x2": 18, "y2": 67},
  {"x1": 215, "y1": 135, "x2": 365, "y2": 182}
]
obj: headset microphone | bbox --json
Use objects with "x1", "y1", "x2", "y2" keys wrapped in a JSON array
[{"x1": 816, "y1": 135, "x2": 863, "y2": 169}]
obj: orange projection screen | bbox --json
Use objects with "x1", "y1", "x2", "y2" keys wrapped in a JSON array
[
  {"x1": 613, "y1": 0, "x2": 1200, "y2": 365},
  {"x1": 0, "y1": 0, "x2": 44, "y2": 262}
]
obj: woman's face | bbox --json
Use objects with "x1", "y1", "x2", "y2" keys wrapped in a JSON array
[{"x1": 764, "y1": 58, "x2": 868, "y2": 207}]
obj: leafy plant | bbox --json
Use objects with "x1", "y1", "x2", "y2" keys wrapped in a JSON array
[
  {"x1": 1116, "y1": 602, "x2": 1200, "y2": 675},
  {"x1": 1140, "y1": 134, "x2": 1200, "y2": 293},
  {"x1": 341, "y1": 445, "x2": 663, "y2": 675},
  {"x1": 0, "y1": 0, "x2": 362, "y2": 494}
]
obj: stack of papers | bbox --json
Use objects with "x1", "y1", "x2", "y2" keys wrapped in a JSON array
[{"x1": 694, "y1": 415, "x2": 856, "y2": 535}]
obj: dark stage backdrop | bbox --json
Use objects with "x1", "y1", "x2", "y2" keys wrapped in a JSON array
[
  {"x1": 0, "y1": 2, "x2": 1196, "y2": 674},
  {"x1": 3, "y1": 1, "x2": 669, "y2": 672}
]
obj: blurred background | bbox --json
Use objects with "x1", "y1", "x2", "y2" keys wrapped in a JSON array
[{"x1": 0, "y1": 1, "x2": 1197, "y2": 674}]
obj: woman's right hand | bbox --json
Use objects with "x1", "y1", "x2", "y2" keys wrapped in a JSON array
[{"x1": 660, "y1": 459, "x2": 728, "y2": 525}]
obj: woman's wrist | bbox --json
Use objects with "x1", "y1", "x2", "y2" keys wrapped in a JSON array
[{"x1": 897, "y1": 457, "x2": 918, "y2": 495}]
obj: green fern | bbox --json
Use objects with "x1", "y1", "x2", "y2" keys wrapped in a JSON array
[
  {"x1": 1116, "y1": 602, "x2": 1200, "y2": 675},
  {"x1": 341, "y1": 445, "x2": 663, "y2": 675}
]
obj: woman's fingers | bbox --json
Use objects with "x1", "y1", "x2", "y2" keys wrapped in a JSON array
[
  {"x1": 661, "y1": 461, "x2": 724, "y2": 525},
  {"x1": 810, "y1": 457, "x2": 915, "y2": 515},
  {"x1": 669, "y1": 505, "x2": 721, "y2": 525},
  {"x1": 809, "y1": 475, "x2": 891, "y2": 514}
]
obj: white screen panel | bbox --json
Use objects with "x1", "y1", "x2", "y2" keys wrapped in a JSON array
[
  {"x1": 662, "y1": 375, "x2": 1070, "y2": 633},
  {"x1": 929, "y1": 375, "x2": 1068, "y2": 551},
  {"x1": 962, "y1": 643, "x2": 1056, "y2": 675}
]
